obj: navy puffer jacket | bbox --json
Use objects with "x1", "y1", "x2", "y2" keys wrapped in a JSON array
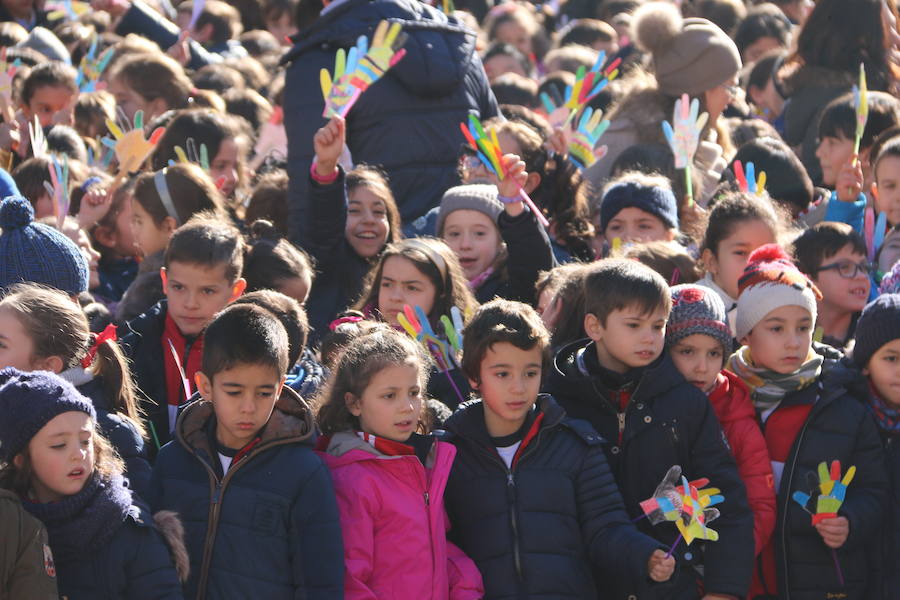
[
  {"x1": 282, "y1": 0, "x2": 499, "y2": 233},
  {"x1": 442, "y1": 395, "x2": 662, "y2": 600}
]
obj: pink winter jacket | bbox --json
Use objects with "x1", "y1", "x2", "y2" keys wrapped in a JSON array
[{"x1": 319, "y1": 432, "x2": 484, "y2": 600}]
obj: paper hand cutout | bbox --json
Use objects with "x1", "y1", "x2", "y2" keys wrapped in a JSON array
[
  {"x1": 104, "y1": 110, "x2": 165, "y2": 176},
  {"x1": 42, "y1": 154, "x2": 69, "y2": 230},
  {"x1": 675, "y1": 476, "x2": 722, "y2": 544},
  {"x1": 538, "y1": 53, "x2": 620, "y2": 129},
  {"x1": 568, "y1": 106, "x2": 609, "y2": 170},
  {"x1": 77, "y1": 36, "x2": 114, "y2": 92},
  {"x1": 662, "y1": 94, "x2": 708, "y2": 170},
  {"x1": 439, "y1": 306, "x2": 465, "y2": 354},
  {"x1": 251, "y1": 106, "x2": 287, "y2": 170},
  {"x1": 29, "y1": 115, "x2": 47, "y2": 159},
  {"x1": 854, "y1": 63, "x2": 868, "y2": 155},
  {"x1": 732, "y1": 160, "x2": 767, "y2": 195},
  {"x1": 792, "y1": 461, "x2": 856, "y2": 525},
  {"x1": 321, "y1": 44, "x2": 362, "y2": 118},
  {"x1": 47, "y1": 0, "x2": 89, "y2": 21},
  {"x1": 398, "y1": 304, "x2": 457, "y2": 371},
  {"x1": 639, "y1": 465, "x2": 723, "y2": 526},
  {"x1": 172, "y1": 138, "x2": 210, "y2": 171}
]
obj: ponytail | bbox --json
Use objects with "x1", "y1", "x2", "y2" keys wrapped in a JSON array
[{"x1": 89, "y1": 336, "x2": 147, "y2": 441}]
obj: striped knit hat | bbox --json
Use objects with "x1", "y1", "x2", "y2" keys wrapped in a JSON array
[
  {"x1": 735, "y1": 244, "x2": 822, "y2": 340},
  {"x1": 666, "y1": 284, "x2": 732, "y2": 351}
]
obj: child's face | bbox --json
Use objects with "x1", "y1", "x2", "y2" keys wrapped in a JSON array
[
  {"x1": 17, "y1": 412, "x2": 94, "y2": 503},
  {"x1": 743, "y1": 36, "x2": 783, "y2": 64},
  {"x1": 0, "y1": 307, "x2": 41, "y2": 371},
  {"x1": 348, "y1": 361, "x2": 423, "y2": 442},
  {"x1": 740, "y1": 305, "x2": 813, "y2": 374},
  {"x1": 668, "y1": 334, "x2": 725, "y2": 395},
  {"x1": 442, "y1": 209, "x2": 502, "y2": 281},
  {"x1": 59, "y1": 219, "x2": 101, "y2": 290},
  {"x1": 865, "y1": 338, "x2": 900, "y2": 408},
  {"x1": 107, "y1": 75, "x2": 157, "y2": 122},
  {"x1": 474, "y1": 341, "x2": 542, "y2": 438},
  {"x1": 162, "y1": 261, "x2": 246, "y2": 336},
  {"x1": 604, "y1": 207, "x2": 674, "y2": 245},
  {"x1": 345, "y1": 186, "x2": 390, "y2": 259},
  {"x1": 198, "y1": 363, "x2": 284, "y2": 449},
  {"x1": 24, "y1": 85, "x2": 75, "y2": 128},
  {"x1": 210, "y1": 138, "x2": 239, "y2": 199},
  {"x1": 33, "y1": 192, "x2": 53, "y2": 220},
  {"x1": 131, "y1": 201, "x2": 174, "y2": 257},
  {"x1": 112, "y1": 196, "x2": 137, "y2": 257},
  {"x1": 816, "y1": 135, "x2": 855, "y2": 187},
  {"x1": 585, "y1": 304, "x2": 668, "y2": 374},
  {"x1": 812, "y1": 245, "x2": 871, "y2": 315},
  {"x1": 878, "y1": 229, "x2": 900, "y2": 273},
  {"x1": 703, "y1": 218, "x2": 776, "y2": 300},
  {"x1": 377, "y1": 256, "x2": 437, "y2": 326},
  {"x1": 483, "y1": 54, "x2": 527, "y2": 81},
  {"x1": 875, "y1": 155, "x2": 900, "y2": 226},
  {"x1": 494, "y1": 19, "x2": 532, "y2": 57}
]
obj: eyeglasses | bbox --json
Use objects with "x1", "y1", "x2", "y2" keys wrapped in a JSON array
[
  {"x1": 721, "y1": 83, "x2": 740, "y2": 97},
  {"x1": 460, "y1": 153, "x2": 486, "y2": 172},
  {"x1": 817, "y1": 259, "x2": 874, "y2": 279}
]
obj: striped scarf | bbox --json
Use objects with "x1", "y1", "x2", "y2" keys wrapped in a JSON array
[{"x1": 727, "y1": 345, "x2": 823, "y2": 414}]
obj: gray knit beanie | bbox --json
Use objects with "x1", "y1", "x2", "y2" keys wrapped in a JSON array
[
  {"x1": 666, "y1": 284, "x2": 733, "y2": 351},
  {"x1": 436, "y1": 184, "x2": 504, "y2": 236}
]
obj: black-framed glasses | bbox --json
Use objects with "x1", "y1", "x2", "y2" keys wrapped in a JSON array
[{"x1": 817, "y1": 259, "x2": 874, "y2": 279}]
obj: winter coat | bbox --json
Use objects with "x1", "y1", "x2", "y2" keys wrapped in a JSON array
[
  {"x1": 302, "y1": 166, "x2": 376, "y2": 344},
  {"x1": 319, "y1": 431, "x2": 483, "y2": 600},
  {"x1": 749, "y1": 347, "x2": 888, "y2": 600},
  {"x1": 115, "y1": 251, "x2": 164, "y2": 324},
  {"x1": 708, "y1": 370, "x2": 776, "y2": 555},
  {"x1": 146, "y1": 386, "x2": 344, "y2": 600},
  {"x1": 95, "y1": 257, "x2": 138, "y2": 305},
  {"x1": 282, "y1": 0, "x2": 500, "y2": 232},
  {"x1": 544, "y1": 341, "x2": 755, "y2": 599},
  {"x1": 0, "y1": 489, "x2": 57, "y2": 600},
  {"x1": 114, "y1": 0, "x2": 218, "y2": 71},
  {"x1": 442, "y1": 395, "x2": 663, "y2": 600}
]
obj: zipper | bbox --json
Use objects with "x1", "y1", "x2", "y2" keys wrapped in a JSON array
[
  {"x1": 506, "y1": 470, "x2": 523, "y2": 580},
  {"x1": 424, "y1": 491, "x2": 429, "y2": 505}
]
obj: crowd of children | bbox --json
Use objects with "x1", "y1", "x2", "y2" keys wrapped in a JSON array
[{"x1": 2, "y1": 0, "x2": 900, "y2": 598}]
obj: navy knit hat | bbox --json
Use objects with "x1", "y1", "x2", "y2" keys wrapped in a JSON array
[
  {"x1": 0, "y1": 368, "x2": 96, "y2": 462},
  {"x1": 599, "y1": 181, "x2": 679, "y2": 234},
  {"x1": 0, "y1": 195, "x2": 88, "y2": 295},
  {"x1": 666, "y1": 284, "x2": 732, "y2": 352},
  {"x1": 853, "y1": 294, "x2": 900, "y2": 367}
]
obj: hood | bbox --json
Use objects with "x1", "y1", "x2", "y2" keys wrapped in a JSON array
[
  {"x1": 320, "y1": 430, "x2": 446, "y2": 469},
  {"x1": 283, "y1": 0, "x2": 475, "y2": 96},
  {"x1": 120, "y1": 299, "x2": 167, "y2": 339},
  {"x1": 176, "y1": 385, "x2": 315, "y2": 462},
  {"x1": 443, "y1": 394, "x2": 565, "y2": 442},
  {"x1": 709, "y1": 370, "x2": 755, "y2": 424}
]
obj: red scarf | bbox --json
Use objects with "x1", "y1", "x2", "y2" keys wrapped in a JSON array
[
  {"x1": 162, "y1": 313, "x2": 203, "y2": 408},
  {"x1": 355, "y1": 431, "x2": 416, "y2": 457}
]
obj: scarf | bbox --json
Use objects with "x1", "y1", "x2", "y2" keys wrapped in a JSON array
[
  {"x1": 727, "y1": 345, "x2": 823, "y2": 414},
  {"x1": 864, "y1": 383, "x2": 900, "y2": 434},
  {"x1": 468, "y1": 266, "x2": 495, "y2": 290},
  {"x1": 698, "y1": 273, "x2": 738, "y2": 336},
  {"x1": 162, "y1": 312, "x2": 203, "y2": 409},
  {"x1": 355, "y1": 431, "x2": 434, "y2": 465},
  {"x1": 23, "y1": 472, "x2": 132, "y2": 562}
]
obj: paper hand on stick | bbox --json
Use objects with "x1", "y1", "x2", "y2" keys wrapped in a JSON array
[
  {"x1": 662, "y1": 94, "x2": 708, "y2": 170},
  {"x1": 104, "y1": 110, "x2": 165, "y2": 177},
  {"x1": 321, "y1": 44, "x2": 361, "y2": 118},
  {"x1": 567, "y1": 106, "x2": 609, "y2": 170},
  {"x1": 47, "y1": 0, "x2": 89, "y2": 21},
  {"x1": 639, "y1": 465, "x2": 723, "y2": 526},
  {"x1": 42, "y1": 154, "x2": 69, "y2": 230},
  {"x1": 29, "y1": 115, "x2": 47, "y2": 158},
  {"x1": 350, "y1": 20, "x2": 407, "y2": 91},
  {"x1": 732, "y1": 160, "x2": 767, "y2": 195},
  {"x1": 792, "y1": 460, "x2": 856, "y2": 525},
  {"x1": 77, "y1": 36, "x2": 114, "y2": 92},
  {"x1": 854, "y1": 64, "x2": 868, "y2": 155},
  {"x1": 397, "y1": 304, "x2": 456, "y2": 371},
  {"x1": 675, "y1": 476, "x2": 722, "y2": 544}
]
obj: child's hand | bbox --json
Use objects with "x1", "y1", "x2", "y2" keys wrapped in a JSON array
[
  {"x1": 77, "y1": 186, "x2": 112, "y2": 229},
  {"x1": 815, "y1": 516, "x2": 849, "y2": 549},
  {"x1": 836, "y1": 155, "x2": 864, "y2": 203},
  {"x1": 497, "y1": 153, "x2": 527, "y2": 217},
  {"x1": 647, "y1": 549, "x2": 675, "y2": 582},
  {"x1": 313, "y1": 114, "x2": 344, "y2": 178}
]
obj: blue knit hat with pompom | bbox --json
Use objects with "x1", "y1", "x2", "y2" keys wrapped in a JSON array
[{"x1": 0, "y1": 195, "x2": 88, "y2": 295}]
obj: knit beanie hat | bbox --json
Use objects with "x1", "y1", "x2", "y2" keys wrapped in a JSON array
[
  {"x1": 599, "y1": 181, "x2": 679, "y2": 233},
  {"x1": 633, "y1": 2, "x2": 742, "y2": 97},
  {"x1": 0, "y1": 195, "x2": 88, "y2": 296},
  {"x1": 735, "y1": 244, "x2": 822, "y2": 340},
  {"x1": 0, "y1": 368, "x2": 96, "y2": 462},
  {"x1": 435, "y1": 184, "x2": 504, "y2": 236},
  {"x1": 666, "y1": 284, "x2": 732, "y2": 351},
  {"x1": 853, "y1": 294, "x2": 900, "y2": 367}
]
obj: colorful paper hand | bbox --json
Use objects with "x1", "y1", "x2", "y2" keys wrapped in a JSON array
[
  {"x1": 320, "y1": 43, "x2": 362, "y2": 118},
  {"x1": 562, "y1": 52, "x2": 621, "y2": 126},
  {"x1": 173, "y1": 138, "x2": 210, "y2": 171},
  {"x1": 567, "y1": 106, "x2": 610, "y2": 170},
  {"x1": 47, "y1": 0, "x2": 89, "y2": 21},
  {"x1": 397, "y1": 304, "x2": 456, "y2": 371},
  {"x1": 662, "y1": 94, "x2": 708, "y2": 205},
  {"x1": 439, "y1": 306, "x2": 465, "y2": 354},
  {"x1": 639, "y1": 465, "x2": 723, "y2": 526},
  {"x1": 29, "y1": 115, "x2": 47, "y2": 158},
  {"x1": 853, "y1": 63, "x2": 868, "y2": 155},
  {"x1": 77, "y1": 36, "x2": 115, "y2": 92},
  {"x1": 42, "y1": 154, "x2": 69, "y2": 230},
  {"x1": 539, "y1": 86, "x2": 571, "y2": 129},
  {"x1": 104, "y1": 110, "x2": 165, "y2": 177},
  {"x1": 732, "y1": 160, "x2": 767, "y2": 195},
  {"x1": 792, "y1": 460, "x2": 856, "y2": 525},
  {"x1": 675, "y1": 476, "x2": 721, "y2": 545}
]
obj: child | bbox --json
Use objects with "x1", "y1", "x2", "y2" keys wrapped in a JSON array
[
  {"x1": 437, "y1": 179, "x2": 554, "y2": 305},
  {"x1": 118, "y1": 164, "x2": 228, "y2": 322},
  {"x1": 106, "y1": 52, "x2": 192, "y2": 122},
  {"x1": 0, "y1": 283, "x2": 150, "y2": 497},
  {"x1": 89, "y1": 178, "x2": 139, "y2": 306},
  {"x1": 666, "y1": 284, "x2": 776, "y2": 556},
  {"x1": 597, "y1": 173, "x2": 680, "y2": 248},
  {"x1": 792, "y1": 222, "x2": 872, "y2": 350},
  {"x1": 0, "y1": 487, "x2": 57, "y2": 598},
  {"x1": 245, "y1": 219, "x2": 315, "y2": 306},
  {"x1": 120, "y1": 213, "x2": 246, "y2": 454},
  {"x1": 535, "y1": 262, "x2": 589, "y2": 350},
  {"x1": 878, "y1": 225, "x2": 900, "y2": 279},
  {"x1": 305, "y1": 115, "x2": 402, "y2": 342},
  {"x1": 872, "y1": 134, "x2": 900, "y2": 228},
  {"x1": 0, "y1": 369, "x2": 185, "y2": 598},
  {"x1": 544, "y1": 259, "x2": 755, "y2": 599},
  {"x1": 444, "y1": 298, "x2": 675, "y2": 599},
  {"x1": 622, "y1": 240, "x2": 702, "y2": 285},
  {"x1": 314, "y1": 325, "x2": 484, "y2": 599},
  {"x1": 725, "y1": 244, "x2": 888, "y2": 599},
  {"x1": 19, "y1": 62, "x2": 78, "y2": 128},
  {"x1": 699, "y1": 191, "x2": 782, "y2": 337},
  {"x1": 147, "y1": 303, "x2": 344, "y2": 599}
]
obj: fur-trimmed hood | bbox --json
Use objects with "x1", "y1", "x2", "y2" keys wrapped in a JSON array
[{"x1": 152, "y1": 510, "x2": 190, "y2": 583}]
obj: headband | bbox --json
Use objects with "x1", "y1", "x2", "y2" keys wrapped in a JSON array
[
  {"x1": 403, "y1": 238, "x2": 448, "y2": 283},
  {"x1": 154, "y1": 169, "x2": 180, "y2": 226}
]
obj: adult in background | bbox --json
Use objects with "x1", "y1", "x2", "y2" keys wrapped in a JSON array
[{"x1": 282, "y1": 0, "x2": 499, "y2": 242}]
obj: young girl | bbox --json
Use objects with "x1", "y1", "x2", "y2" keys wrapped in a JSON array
[
  {"x1": 699, "y1": 191, "x2": 782, "y2": 337},
  {"x1": 726, "y1": 244, "x2": 888, "y2": 599},
  {"x1": 0, "y1": 283, "x2": 151, "y2": 498},
  {"x1": 314, "y1": 326, "x2": 484, "y2": 600},
  {"x1": 594, "y1": 172, "x2": 682, "y2": 251},
  {"x1": 244, "y1": 219, "x2": 315, "y2": 306},
  {"x1": 88, "y1": 177, "x2": 140, "y2": 306},
  {"x1": 106, "y1": 51, "x2": 192, "y2": 122},
  {"x1": 872, "y1": 135, "x2": 900, "y2": 227},
  {"x1": 353, "y1": 237, "x2": 477, "y2": 409},
  {"x1": 117, "y1": 163, "x2": 228, "y2": 322},
  {"x1": 306, "y1": 115, "x2": 402, "y2": 342},
  {"x1": 0, "y1": 369, "x2": 185, "y2": 598},
  {"x1": 666, "y1": 284, "x2": 776, "y2": 557}
]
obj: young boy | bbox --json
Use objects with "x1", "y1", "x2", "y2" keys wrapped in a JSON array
[
  {"x1": 726, "y1": 244, "x2": 887, "y2": 599},
  {"x1": 544, "y1": 259, "x2": 755, "y2": 599},
  {"x1": 792, "y1": 222, "x2": 872, "y2": 350},
  {"x1": 146, "y1": 303, "x2": 344, "y2": 600},
  {"x1": 443, "y1": 298, "x2": 675, "y2": 599},
  {"x1": 120, "y1": 213, "x2": 246, "y2": 454}
]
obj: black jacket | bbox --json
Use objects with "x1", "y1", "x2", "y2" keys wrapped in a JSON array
[
  {"x1": 442, "y1": 395, "x2": 662, "y2": 600},
  {"x1": 115, "y1": 0, "x2": 218, "y2": 71},
  {"x1": 544, "y1": 340, "x2": 755, "y2": 599},
  {"x1": 282, "y1": 0, "x2": 499, "y2": 232}
]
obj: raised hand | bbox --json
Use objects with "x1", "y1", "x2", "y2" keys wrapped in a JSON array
[{"x1": 313, "y1": 114, "x2": 345, "y2": 177}]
